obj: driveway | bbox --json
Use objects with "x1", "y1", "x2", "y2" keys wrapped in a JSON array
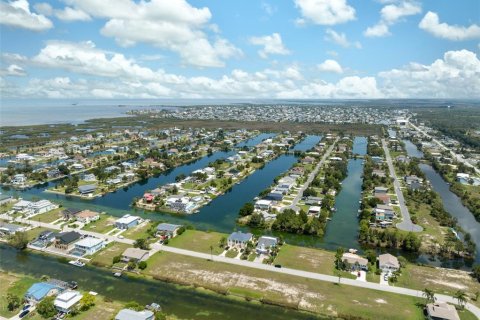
[{"x1": 380, "y1": 272, "x2": 390, "y2": 286}]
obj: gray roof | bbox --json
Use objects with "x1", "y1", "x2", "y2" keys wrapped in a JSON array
[
  {"x1": 0, "y1": 222, "x2": 24, "y2": 233},
  {"x1": 426, "y1": 302, "x2": 460, "y2": 320},
  {"x1": 115, "y1": 309, "x2": 154, "y2": 320},
  {"x1": 257, "y1": 236, "x2": 278, "y2": 248},
  {"x1": 78, "y1": 184, "x2": 97, "y2": 193},
  {"x1": 228, "y1": 231, "x2": 253, "y2": 243},
  {"x1": 156, "y1": 223, "x2": 181, "y2": 232},
  {"x1": 0, "y1": 194, "x2": 13, "y2": 201}
]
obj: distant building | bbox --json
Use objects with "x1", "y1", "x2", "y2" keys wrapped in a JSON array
[
  {"x1": 228, "y1": 231, "x2": 253, "y2": 249},
  {"x1": 54, "y1": 231, "x2": 81, "y2": 251},
  {"x1": 341, "y1": 253, "x2": 368, "y2": 270},
  {"x1": 122, "y1": 248, "x2": 149, "y2": 263},
  {"x1": 378, "y1": 253, "x2": 400, "y2": 272},
  {"x1": 115, "y1": 309, "x2": 154, "y2": 320},
  {"x1": 426, "y1": 302, "x2": 460, "y2": 320},
  {"x1": 72, "y1": 237, "x2": 105, "y2": 256},
  {"x1": 78, "y1": 184, "x2": 97, "y2": 195},
  {"x1": 54, "y1": 291, "x2": 83, "y2": 313},
  {"x1": 256, "y1": 236, "x2": 278, "y2": 254},
  {"x1": 156, "y1": 223, "x2": 182, "y2": 239},
  {"x1": 25, "y1": 282, "x2": 63, "y2": 303},
  {"x1": 115, "y1": 214, "x2": 141, "y2": 229}
]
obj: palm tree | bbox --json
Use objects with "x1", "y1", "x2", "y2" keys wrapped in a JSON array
[
  {"x1": 454, "y1": 290, "x2": 467, "y2": 309},
  {"x1": 423, "y1": 288, "x2": 436, "y2": 304}
]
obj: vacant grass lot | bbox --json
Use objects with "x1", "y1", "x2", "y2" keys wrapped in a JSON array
[
  {"x1": 144, "y1": 251, "x2": 425, "y2": 319},
  {"x1": 82, "y1": 215, "x2": 116, "y2": 234},
  {"x1": 167, "y1": 230, "x2": 226, "y2": 255},
  {"x1": 90, "y1": 242, "x2": 131, "y2": 267},
  {"x1": 0, "y1": 272, "x2": 36, "y2": 317},
  {"x1": 274, "y1": 244, "x2": 336, "y2": 275},
  {"x1": 25, "y1": 227, "x2": 55, "y2": 241},
  {"x1": 122, "y1": 222, "x2": 152, "y2": 240},
  {"x1": 30, "y1": 208, "x2": 63, "y2": 223}
]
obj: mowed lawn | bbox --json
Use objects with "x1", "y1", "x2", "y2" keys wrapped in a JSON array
[
  {"x1": 0, "y1": 272, "x2": 36, "y2": 318},
  {"x1": 143, "y1": 251, "x2": 425, "y2": 320},
  {"x1": 82, "y1": 215, "x2": 116, "y2": 234},
  {"x1": 274, "y1": 244, "x2": 336, "y2": 275},
  {"x1": 90, "y1": 242, "x2": 131, "y2": 267},
  {"x1": 30, "y1": 208, "x2": 63, "y2": 223},
  {"x1": 122, "y1": 222, "x2": 151, "y2": 240},
  {"x1": 25, "y1": 227, "x2": 56, "y2": 241},
  {"x1": 167, "y1": 230, "x2": 226, "y2": 255}
]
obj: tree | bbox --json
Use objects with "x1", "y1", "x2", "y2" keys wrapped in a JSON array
[
  {"x1": 9, "y1": 232, "x2": 28, "y2": 250},
  {"x1": 37, "y1": 296, "x2": 57, "y2": 318},
  {"x1": 422, "y1": 288, "x2": 436, "y2": 304},
  {"x1": 112, "y1": 255, "x2": 121, "y2": 264},
  {"x1": 6, "y1": 293, "x2": 20, "y2": 311},
  {"x1": 219, "y1": 236, "x2": 227, "y2": 248},
  {"x1": 335, "y1": 247, "x2": 345, "y2": 270},
  {"x1": 127, "y1": 260, "x2": 137, "y2": 270},
  {"x1": 472, "y1": 264, "x2": 480, "y2": 282},
  {"x1": 124, "y1": 301, "x2": 143, "y2": 311},
  {"x1": 454, "y1": 290, "x2": 467, "y2": 309},
  {"x1": 138, "y1": 261, "x2": 147, "y2": 270},
  {"x1": 134, "y1": 238, "x2": 150, "y2": 250},
  {"x1": 79, "y1": 293, "x2": 96, "y2": 311}
]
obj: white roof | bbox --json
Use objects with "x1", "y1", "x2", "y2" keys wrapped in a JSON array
[
  {"x1": 308, "y1": 206, "x2": 321, "y2": 212},
  {"x1": 116, "y1": 215, "x2": 140, "y2": 224},
  {"x1": 54, "y1": 291, "x2": 82, "y2": 310},
  {"x1": 256, "y1": 199, "x2": 272, "y2": 206},
  {"x1": 74, "y1": 237, "x2": 104, "y2": 248}
]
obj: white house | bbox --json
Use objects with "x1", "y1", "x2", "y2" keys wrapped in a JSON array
[
  {"x1": 73, "y1": 237, "x2": 105, "y2": 255},
  {"x1": 12, "y1": 174, "x2": 27, "y2": 185},
  {"x1": 54, "y1": 291, "x2": 83, "y2": 313},
  {"x1": 378, "y1": 253, "x2": 400, "y2": 272},
  {"x1": 13, "y1": 200, "x2": 32, "y2": 212},
  {"x1": 115, "y1": 214, "x2": 141, "y2": 229},
  {"x1": 255, "y1": 199, "x2": 272, "y2": 210},
  {"x1": 29, "y1": 200, "x2": 57, "y2": 215}
]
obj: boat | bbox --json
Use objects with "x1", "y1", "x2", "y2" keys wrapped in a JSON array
[
  {"x1": 68, "y1": 260, "x2": 85, "y2": 267},
  {"x1": 348, "y1": 248, "x2": 358, "y2": 254},
  {"x1": 326, "y1": 217, "x2": 332, "y2": 221},
  {"x1": 113, "y1": 272, "x2": 122, "y2": 277}
]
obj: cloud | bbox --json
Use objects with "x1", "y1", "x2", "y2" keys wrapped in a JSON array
[
  {"x1": 294, "y1": 0, "x2": 356, "y2": 25},
  {"x1": 0, "y1": 64, "x2": 26, "y2": 76},
  {"x1": 325, "y1": 29, "x2": 361, "y2": 48},
  {"x1": 250, "y1": 33, "x2": 290, "y2": 58},
  {"x1": 0, "y1": 0, "x2": 53, "y2": 31},
  {"x1": 419, "y1": 11, "x2": 480, "y2": 41},
  {"x1": 364, "y1": 1, "x2": 421, "y2": 38},
  {"x1": 67, "y1": 0, "x2": 241, "y2": 67},
  {"x1": 379, "y1": 49, "x2": 480, "y2": 98},
  {"x1": 55, "y1": 7, "x2": 91, "y2": 21},
  {"x1": 317, "y1": 59, "x2": 343, "y2": 73}
]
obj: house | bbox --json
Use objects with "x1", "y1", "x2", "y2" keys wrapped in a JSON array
[
  {"x1": 372, "y1": 169, "x2": 386, "y2": 178},
  {"x1": 0, "y1": 222, "x2": 26, "y2": 236},
  {"x1": 405, "y1": 175, "x2": 422, "y2": 186},
  {"x1": 12, "y1": 174, "x2": 27, "y2": 185},
  {"x1": 0, "y1": 194, "x2": 14, "y2": 205},
  {"x1": 25, "y1": 282, "x2": 63, "y2": 303},
  {"x1": 62, "y1": 208, "x2": 83, "y2": 220},
  {"x1": 54, "y1": 231, "x2": 82, "y2": 251},
  {"x1": 374, "y1": 204, "x2": 395, "y2": 221},
  {"x1": 374, "y1": 187, "x2": 388, "y2": 194},
  {"x1": 75, "y1": 210, "x2": 100, "y2": 224},
  {"x1": 426, "y1": 302, "x2": 460, "y2": 320},
  {"x1": 115, "y1": 309, "x2": 154, "y2": 320},
  {"x1": 31, "y1": 230, "x2": 56, "y2": 248},
  {"x1": 341, "y1": 253, "x2": 368, "y2": 270},
  {"x1": 122, "y1": 247, "x2": 149, "y2": 262},
  {"x1": 156, "y1": 223, "x2": 182, "y2": 238},
  {"x1": 378, "y1": 253, "x2": 400, "y2": 272},
  {"x1": 83, "y1": 173, "x2": 97, "y2": 182},
  {"x1": 371, "y1": 156, "x2": 383, "y2": 164},
  {"x1": 29, "y1": 200, "x2": 56, "y2": 215},
  {"x1": 255, "y1": 199, "x2": 272, "y2": 210},
  {"x1": 143, "y1": 193, "x2": 154, "y2": 203},
  {"x1": 304, "y1": 196, "x2": 322, "y2": 205},
  {"x1": 302, "y1": 156, "x2": 315, "y2": 164},
  {"x1": 227, "y1": 231, "x2": 253, "y2": 249},
  {"x1": 115, "y1": 214, "x2": 141, "y2": 229},
  {"x1": 54, "y1": 291, "x2": 83, "y2": 313},
  {"x1": 308, "y1": 206, "x2": 321, "y2": 216},
  {"x1": 78, "y1": 184, "x2": 97, "y2": 195},
  {"x1": 13, "y1": 200, "x2": 32, "y2": 211},
  {"x1": 72, "y1": 237, "x2": 105, "y2": 256},
  {"x1": 266, "y1": 191, "x2": 284, "y2": 201},
  {"x1": 256, "y1": 236, "x2": 278, "y2": 254},
  {"x1": 375, "y1": 194, "x2": 391, "y2": 205}
]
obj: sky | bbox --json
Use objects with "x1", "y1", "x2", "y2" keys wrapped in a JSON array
[{"x1": 0, "y1": 0, "x2": 479, "y2": 99}]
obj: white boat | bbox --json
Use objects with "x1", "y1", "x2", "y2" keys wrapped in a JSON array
[
  {"x1": 69, "y1": 260, "x2": 85, "y2": 267},
  {"x1": 348, "y1": 248, "x2": 358, "y2": 254},
  {"x1": 113, "y1": 272, "x2": 122, "y2": 277}
]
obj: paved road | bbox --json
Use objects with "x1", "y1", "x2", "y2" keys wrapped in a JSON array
[
  {"x1": 409, "y1": 122, "x2": 480, "y2": 175},
  {"x1": 381, "y1": 139, "x2": 423, "y2": 232},
  {"x1": 285, "y1": 137, "x2": 339, "y2": 211},
  {"x1": 7, "y1": 214, "x2": 480, "y2": 318}
]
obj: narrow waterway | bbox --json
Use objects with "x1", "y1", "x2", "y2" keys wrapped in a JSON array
[
  {"x1": 402, "y1": 139, "x2": 423, "y2": 158},
  {"x1": 0, "y1": 245, "x2": 322, "y2": 320}
]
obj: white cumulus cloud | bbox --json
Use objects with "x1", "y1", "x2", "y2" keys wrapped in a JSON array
[
  {"x1": 325, "y1": 29, "x2": 361, "y2": 48},
  {"x1": 419, "y1": 11, "x2": 480, "y2": 41},
  {"x1": 0, "y1": 0, "x2": 53, "y2": 31},
  {"x1": 364, "y1": 1, "x2": 421, "y2": 38},
  {"x1": 294, "y1": 0, "x2": 356, "y2": 25},
  {"x1": 249, "y1": 33, "x2": 290, "y2": 58},
  {"x1": 317, "y1": 59, "x2": 343, "y2": 73}
]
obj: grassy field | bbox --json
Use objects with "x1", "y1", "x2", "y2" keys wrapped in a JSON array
[
  {"x1": 122, "y1": 222, "x2": 152, "y2": 240},
  {"x1": 396, "y1": 264, "x2": 480, "y2": 307},
  {"x1": 167, "y1": 229, "x2": 226, "y2": 255},
  {"x1": 0, "y1": 272, "x2": 36, "y2": 317},
  {"x1": 30, "y1": 208, "x2": 63, "y2": 223},
  {"x1": 90, "y1": 242, "x2": 131, "y2": 267},
  {"x1": 274, "y1": 244, "x2": 337, "y2": 275},
  {"x1": 25, "y1": 227, "x2": 55, "y2": 241},
  {"x1": 82, "y1": 215, "x2": 116, "y2": 234},
  {"x1": 225, "y1": 249, "x2": 238, "y2": 258},
  {"x1": 144, "y1": 251, "x2": 425, "y2": 319}
]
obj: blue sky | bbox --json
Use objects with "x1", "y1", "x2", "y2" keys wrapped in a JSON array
[{"x1": 1, "y1": 0, "x2": 479, "y2": 99}]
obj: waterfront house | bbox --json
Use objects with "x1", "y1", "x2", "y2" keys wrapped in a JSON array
[
  {"x1": 75, "y1": 210, "x2": 100, "y2": 224},
  {"x1": 115, "y1": 309, "x2": 154, "y2": 320},
  {"x1": 426, "y1": 302, "x2": 460, "y2": 320},
  {"x1": 305, "y1": 196, "x2": 322, "y2": 206},
  {"x1": 54, "y1": 291, "x2": 83, "y2": 313},
  {"x1": 122, "y1": 248, "x2": 149, "y2": 262},
  {"x1": 72, "y1": 237, "x2": 105, "y2": 256},
  {"x1": 266, "y1": 191, "x2": 284, "y2": 201},
  {"x1": 54, "y1": 231, "x2": 82, "y2": 251},
  {"x1": 29, "y1": 200, "x2": 57, "y2": 215},
  {"x1": 256, "y1": 236, "x2": 278, "y2": 254},
  {"x1": 341, "y1": 253, "x2": 368, "y2": 270},
  {"x1": 82, "y1": 173, "x2": 97, "y2": 182},
  {"x1": 71, "y1": 163, "x2": 84, "y2": 170},
  {"x1": 302, "y1": 156, "x2": 315, "y2": 164},
  {"x1": 255, "y1": 199, "x2": 272, "y2": 210},
  {"x1": 374, "y1": 204, "x2": 395, "y2": 222},
  {"x1": 371, "y1": 156, "x2": 383, "y2": 164},
  {"x1": 156, "y1": 223, "x2": 182, "y2": 239},
  {"x1": 31, "y1": 230, "x2": 56, "y2": 248},
  {"x1": 78, "y1": 184, "x2": 97, "y2": 195},
  {"x1": 227, "y1": 231, "x2": 253, "y2": 249},
  {"x1": 378, "y1": 253, "x2": 400, "y2": 272},
  {"x1": 47, "y1": 169, "x2": 61, "y2": 178},
  {"x1": 143, "y1": 193, "x2": 154, "y2": 203},
  {"x1": 13, "y1": 200, "x2": 32, "y2": 212},
  {"x1": 12, "y1": 174, "x2": 27, "y2": 185},
  {"x1": 405, "y1": 175, "x2": 422, "y2": 186},
  {"x1": 0, "y1": 222, "x2": 26, "y2": 236},
  {"x1": 0, "y1": 194, "x2": 14, "y2": 205},
  {"x1": 25, "y1": 282, "x2": 63, "y2": 303},
  {"x1": 115, "y1": 214, "x2": 141, "y2": 229},
  {"x1": 105, "y1": 165, "x2": 121, "y2": 173},
  {"x1": 308, "y1": 206, "x2": 321, "y2": 216},
  {"x1": 372, "y1": 169, "x2": 386, "y2": 178},
  {"x1": 374, "y1": 194, "x2": 391, "y2": 205},
  {"x1": 62, "y1": 208, "x2": 83, "y2": 220},
  {"x1": 374, "y1": 187, "x2": 388, "y2": 194}
]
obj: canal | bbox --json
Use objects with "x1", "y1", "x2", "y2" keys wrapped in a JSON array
[{"x1": 0, "y1": 245, "x2": 322, "y2": 320}]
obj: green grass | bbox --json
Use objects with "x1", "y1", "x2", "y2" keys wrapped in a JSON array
[
  {"x1": 90, "y1": 242, "x2": 131, "y2": 267},
  {"x1": 82, "y1": 215, "x2": 116, "y2": 234},
  {"x1": 167, "y1": 229, "x2": 226, "y2": 255},
  {"x1": 0, "y1": 272, "x2": 36, "y2": 317},
  {"x1": 121, "y1": 222, "x2": 151, "y2": 240},
  {"x1": 274, "y1": 244, "x2": 336, "y2": 275},
  {"x1": 225, "y1": 249, "x2": 238, "y2": 258},
  {"x1": 29, "y1": 208, "x2": 63, "y2": 223},
  {"x1": 247, "y1": 253, "x2": 257, "y2": 262},
  {"x1": 25, "y1": 227, "x2": 55, "y2": 241}
]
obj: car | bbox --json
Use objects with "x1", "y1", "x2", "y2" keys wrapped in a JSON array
[
  {"x1": 19, "y1": 310, "x2": 30, "y2": 318},
  {"x1": 274, "y1": 264, "x2": 282, "y2": 268},
  {"x1": 22, "y1": 304, "x2": 31, "y2": 310}
]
